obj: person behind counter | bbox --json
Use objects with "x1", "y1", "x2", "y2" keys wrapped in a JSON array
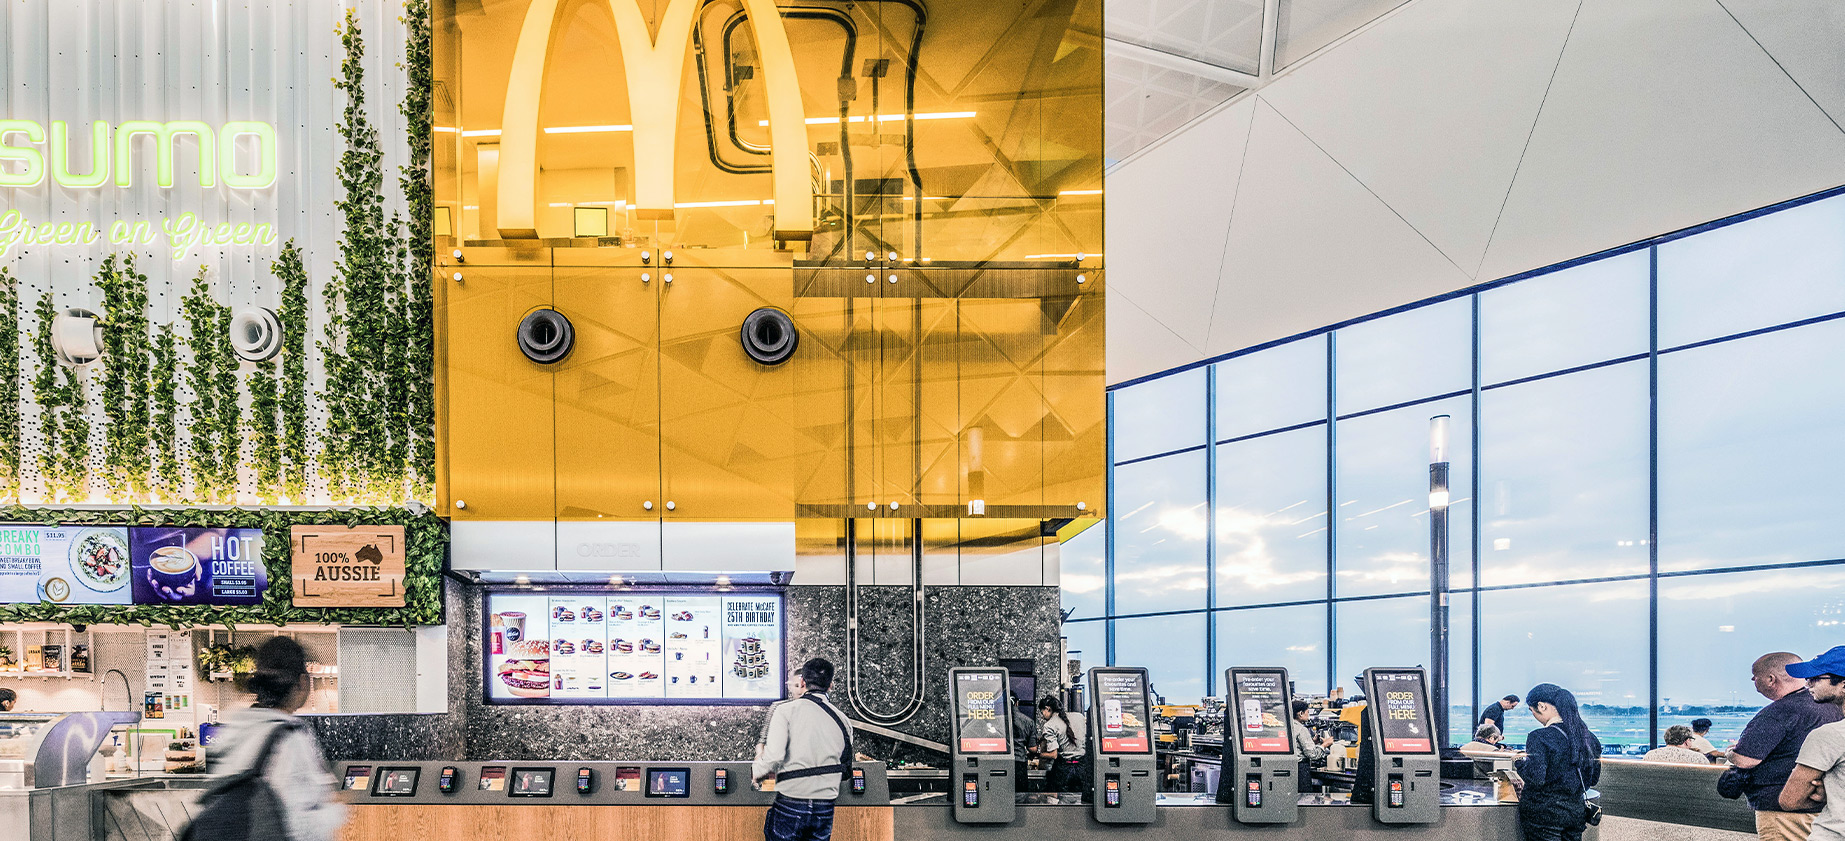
[
  {"x1": 201, "y1": 637, "x2": 346, "y2": 841},
  {"x1": 1645, "y1": 726, "x2": 1712, "y2": 764},
  {"x1": 1690, "y1": 719, "x2": 1723, "y2": 759},
  {"x1": 1462, "y1": 722, "x2": 1513, "y2": 754},
  {"x1": 1037, "y1": 696, "x2": 1088, "y2": 793},
  {"x1": 1013, "y1": 697, "x2": 1040, "y2": 793},
  {"x1": 1514, "y1": 683, "x2": 1602, "y2": 841},
  {"x1": 1729, "y1": 651, "x2": 1842, "y2": 841},
  {"x1": 1482, "y1": 694, "x2": 1521, "y2": 733},
  {"x1": 754, "y1": 658, "x2": 853, "y2": 841},
  {"x1": 0, "y1": 688, "x2": 15, "y2": 712}
]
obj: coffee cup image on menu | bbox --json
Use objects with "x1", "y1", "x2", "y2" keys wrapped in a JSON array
[
  {"x1": 497, "y1": 612, "x2": 527, "y2": 643},
  {"x1": 498, "y1": 640, "x2": 551, "y2": 698},
  {"x1": 145, "y1": 546, "x2": 203, "y2": 601}
]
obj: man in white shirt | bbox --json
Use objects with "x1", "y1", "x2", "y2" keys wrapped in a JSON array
[
  {"x1": 754, "y1": 658, "x2": 853, "y2": 841},
  {"x1": 1644, "y1": 725, "x2": 1711, "y2": 764},
  {"x1": 1777, "y1": 646, "x2": 1845, "y2": 841}
]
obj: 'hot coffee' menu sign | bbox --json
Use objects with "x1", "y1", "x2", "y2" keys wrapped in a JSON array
[
  {"x1": 130, "y1": 528, "x2": 268, "y2": 605},
  {"x1": 290, "y1": 526, "x2": 407, "y2": 607}
]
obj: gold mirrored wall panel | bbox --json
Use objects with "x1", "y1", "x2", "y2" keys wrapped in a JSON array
[
  {"x1": 553, "y1": 254, "x2": 662, "y2": 521},
  {"x1": 444, "y1": 261, "x2": 557, "y2": 520},
  {"x1": 956, "y1": 295, "x2": 1046, "y2": 515},
  {"x1": 436, "y1": 0, "x2": 1102, "y2": 259},
  {"x1": 1041, "y1": 271, "x2": 1105, "y2": 516},
  {"x1": 658, "y1": 265, "x2": 804, "y2": 519}
]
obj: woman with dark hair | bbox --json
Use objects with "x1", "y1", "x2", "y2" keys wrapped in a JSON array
[
  {"x1": 207, "y1": 637, "x2": 346, "y2": 841},
  {"x1": 1037, "y1": 696, "x2": 1088, "y2": 793},
  {"x1": 1515, "y1": 683, "x2": 1603, "y2": 841}
]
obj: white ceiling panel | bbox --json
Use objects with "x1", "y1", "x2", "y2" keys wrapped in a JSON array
[
  {"x1": 1274, "y1": 0, "x2": 1410, "y2": 68},
  {"x1": 1715, "y1": 0, "x2": 1845, "y2": 130},
  {"x1": 1105, "y1": 97, "x2": 1256, "y2": 350},
  {"x1": 1259, "y1": 0, "x2": 1581, "y2": 274},
  {"x1": 1105, "y1": 49, "x2": 1245, "y2": 165},
  {"x1": 1107, "y1": 285, "x2": 1210, "y2": 384},
  {"x1": 1206, "y1": 99, "x2": 1472, "y2": 355},
  {"x1": 1480, "y1": 0, "x2": 1845, "y2": 281},
  {"x1": 1106, "y1": 0, "x2": 1266, "y2": 75}
]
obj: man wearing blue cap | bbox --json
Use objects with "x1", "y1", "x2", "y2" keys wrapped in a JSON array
[
  {"x1": 1779, "y1": 646, "x2": 1845, "y2": 841},
  {"x1": 1731, "y1": 651, "x2": 1842, "y2": 841}
]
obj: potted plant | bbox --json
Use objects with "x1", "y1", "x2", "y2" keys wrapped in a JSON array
[
  {"x1": 198, "y1": 644, "x2": 257, "y2": 688},
  {"x1": 0, "y1": 644, "x2": 12, "y2": 670}
]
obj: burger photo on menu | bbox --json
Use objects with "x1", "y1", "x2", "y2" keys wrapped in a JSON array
[
  {"x1": 581, "y1": 605, "x2": 604, "y2": 623},
  {"x1": 583, "y1": 639, "x2": 605, "y2": 654},
  {"x1": 613, "y1": 605, "x2": 633, "y2": 621},
  {"x1": 639, "y1": 605, "x2": 661, "y2": 619},
  {"x1": 613, "y1": 639, "x2": 634, "y2": 654},
  {"x1": 499, "y1": 640, "x2": 551, "y2": 698},
  {"x1": 553, "y1": 639, "x2": 577, "y2": 655},
  {"x1": 553, "y1": 605, "x2": 576, "y2": 622},
  {"x1": 639, "y1": 638, "x2": 661, "y2": 654}
]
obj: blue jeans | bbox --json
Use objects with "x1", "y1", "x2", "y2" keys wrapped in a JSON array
[{"x1": 764, "y1": 794, "x2": 836, "y2": 841}]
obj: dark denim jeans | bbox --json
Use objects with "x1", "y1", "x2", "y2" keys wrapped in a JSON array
[
  {"x1": 1521, "y1": 823, "x2": 1585, "y2": 841},
  {"x1": 764, "y1": 794, "x2": 836, "y2": 841}
]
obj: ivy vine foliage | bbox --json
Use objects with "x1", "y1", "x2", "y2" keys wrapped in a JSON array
[
  {"x1": 400, "y1": 0, "x2": 437, "y2": 499},
  {"x1": 0, "y1": 266, "x2": 19, "y2": 500},
  {"x1": 180, "y1": 269, "x2": 237, "y2": 503},
  {"x1": 0, "y1": 506, "x2": 448, "y2": 628},
  {"x1": 149, "y1": 324, "x2": 180, "y2": 501},
  {"x1": 274, "y1": 241, "x2": 310, "y2": 502},
  {"x1": 97, "y1": 254, "x2": 153, "y2": 498},
  {"x1": 31, "y1": 293, "x2": 89, "y2": 501}
]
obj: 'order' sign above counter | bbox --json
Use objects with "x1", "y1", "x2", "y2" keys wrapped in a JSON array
[{"x1": 291, "y1": 526, "x2": 407, "y2": 608}]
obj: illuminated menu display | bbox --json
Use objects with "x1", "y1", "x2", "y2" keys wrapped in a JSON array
[
  {"x1": 484, "y1": 591, "x2": 784, "y2": 704},
  {"x1": 1094, "y1": 670, "x2": 1152, "y2": 754},
  {"x1": 1230, "y1": 669, "x2": 1291, "y2": 754},
  {"x1": 953, "y1": 670, "x2": 1012, "y2": 754},
  {"x1": 1371, "y1": 669, "x2": 1434, "y2": 754}
]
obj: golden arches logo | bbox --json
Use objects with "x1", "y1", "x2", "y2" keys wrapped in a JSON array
[{"x1": 496, "y1": 0, "x2": 812, "y2": 239}]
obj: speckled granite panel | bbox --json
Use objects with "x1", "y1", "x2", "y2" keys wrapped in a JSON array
[
  {"x1": 309, "y1": 582, "x2": 469, "y2": 762},
  {"x1": 459, "y1": 583, "x2": 1062, "y2": 762}
]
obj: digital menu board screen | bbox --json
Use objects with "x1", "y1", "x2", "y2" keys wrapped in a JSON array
[
  {"x1": 952, "y1": 670, "x2": 1012, "y2": 754},
  {"x1": 130, "y1": 527, "x2": 268, "y2": 605},
  {"x1": 0, "y1": 526, "x2": 132, "y2": 606},
  {"x1": 1229, "y1": 669, "x2": 1291, "y2": 755},
  {"x1": 1370, "y1": 669, "x2": 1434, "y2": 754},
  {"x1": 646, "y1": 768, "x2": 690, "y2": 798},
  {"x1": 484, "y1": 591, "x2": 785, "y2": 704},
  {"x1": 1094, "y1": 670, "x2": 1152, "y2": 754}
]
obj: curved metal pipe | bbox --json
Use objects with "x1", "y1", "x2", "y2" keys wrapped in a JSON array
[{"x1": 844, "y1": 518, "x2": 928, "y2": 726}]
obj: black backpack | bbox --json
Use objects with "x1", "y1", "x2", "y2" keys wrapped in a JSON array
[{"x1": 180, "y1": 722, "x2": 297, "y2": 841}]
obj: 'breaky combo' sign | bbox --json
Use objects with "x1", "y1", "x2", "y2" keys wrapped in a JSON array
[{"x1": 0, "y1": 119, "x2": 282, "y2": 261}]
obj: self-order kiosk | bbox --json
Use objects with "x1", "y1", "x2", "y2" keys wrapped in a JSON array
[
  {"x1": 1087, "y1": 667, "x2": 1157, "y2": 824},
  {"x1": 1222, "y1": 667, "x2": 1299, "y2": 825},
  {"x1": 949, "y1": 667, "x2": 1016, "y2": 824},
  {"x1": 1361, "y1": 667, "x2": 1441, "y2": 824}
]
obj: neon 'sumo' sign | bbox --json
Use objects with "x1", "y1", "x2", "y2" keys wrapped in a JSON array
[{"x1": 0, "y1": 120, "x2": 277, "y2": 190}]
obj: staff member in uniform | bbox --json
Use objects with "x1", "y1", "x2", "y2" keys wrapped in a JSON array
[
  {"x1": 1013, "y1": 697, "x2": 1040, "y2": 792},
  {"x1": 1037, "y1": 696, "x2": 1087, "y2": 793},
  {"x1": 754, "y1": 658, "x2": 853, "y2": 841}
]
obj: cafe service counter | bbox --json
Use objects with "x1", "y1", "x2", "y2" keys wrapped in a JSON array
[{"x1": 332, "y1": 760, "x2": 1557, "y2": 841}]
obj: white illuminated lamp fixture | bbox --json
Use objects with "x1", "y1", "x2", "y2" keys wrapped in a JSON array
[
  {"x1": 715, "y1": 575, "x2": 732, "y2": 590},
  {"x1": 1428, "y1": 415, "x2": 1451, "y2": 509}
]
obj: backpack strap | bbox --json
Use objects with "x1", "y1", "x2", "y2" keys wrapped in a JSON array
[
  {"x1": 774, "y1": 695, "x2": 854, "y2": 783},
  {"x1": 206, "y1": 720, "x2": 299, "y2": 794}
]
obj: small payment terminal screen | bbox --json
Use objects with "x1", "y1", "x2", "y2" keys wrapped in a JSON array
[
  {"x1": 646, "y1": 768, "x2": 691, "y2": 797},
  {"x1": 1094, "y1": 670, "x2": 1152, "y2": 754},
  {"x1": 342, "y1": 765, "x2": 372, "y2": 791},
  {"x1": 372, "y1": 767, "x2": 420, "y2": 797},
  {"x1": 509, "y1": 767, "x2": 555, "y2": 797},
  {"x1": 953, "y1": 670, "x2": 1012, "y2": 754},
  {"x1": 1370, "y1": 669, "x2": 1435, "y2": 754},
  {"x1": 1229, "y1": 669, "x2": 1291, "y2": 754}
]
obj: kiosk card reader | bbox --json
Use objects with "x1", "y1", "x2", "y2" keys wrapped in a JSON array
[
  {"x1": 1220, "y1": 667, "x2": 1299, "y2": 824},
  {"x1": 949, "y1": 667, "x2": 1016, "y2": 824},
  {"x1": 1087, "y1": 667, "x2": 1157, "y2": 824},
  {"x1": 1361, "y1": 667, "x2": 1441, "y2": 825}
]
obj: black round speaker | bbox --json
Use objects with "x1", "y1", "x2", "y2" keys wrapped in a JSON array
[
  {"x1": 517, "y1": 308, "x2": 575, "y2": 364},
  {"x1": 740, "y1": 307, "x2": 799, "y2": 366}
]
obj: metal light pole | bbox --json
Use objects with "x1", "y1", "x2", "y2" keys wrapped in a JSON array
[{"x1": 1428, "y1": 415, "x2": 1452, "y2": 750}]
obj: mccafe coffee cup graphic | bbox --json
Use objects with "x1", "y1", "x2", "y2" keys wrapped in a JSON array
[{"x1": 145, "y1": 545, "x2": 203, "y2": 601}]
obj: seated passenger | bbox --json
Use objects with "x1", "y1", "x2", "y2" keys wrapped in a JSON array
[
  {"x1": 1643, "y1": 725, "x2": 1712, "y2": 764},
  {"x1": 1462, "y1": 722, "x2": 1514, "y2": 755}
]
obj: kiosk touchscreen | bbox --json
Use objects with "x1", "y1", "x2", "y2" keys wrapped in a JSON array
[
  {"x1": 1361, "y1": 667, "x2": 1441, "y2": 824},
  {"x1": 1087, "y1": 667, "x2": 1157, "y2": 824},
  {"x1": 949, "y1": 667, "x2": 1016, "y2": 824},
  {"x1": 1219, "y1": 667, "x2": 1299, "y2": 824}
]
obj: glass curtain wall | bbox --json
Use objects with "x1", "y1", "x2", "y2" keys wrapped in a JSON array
[{"x1": 1067, "y1": 189, "x2": 1845, "y2": 753}]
